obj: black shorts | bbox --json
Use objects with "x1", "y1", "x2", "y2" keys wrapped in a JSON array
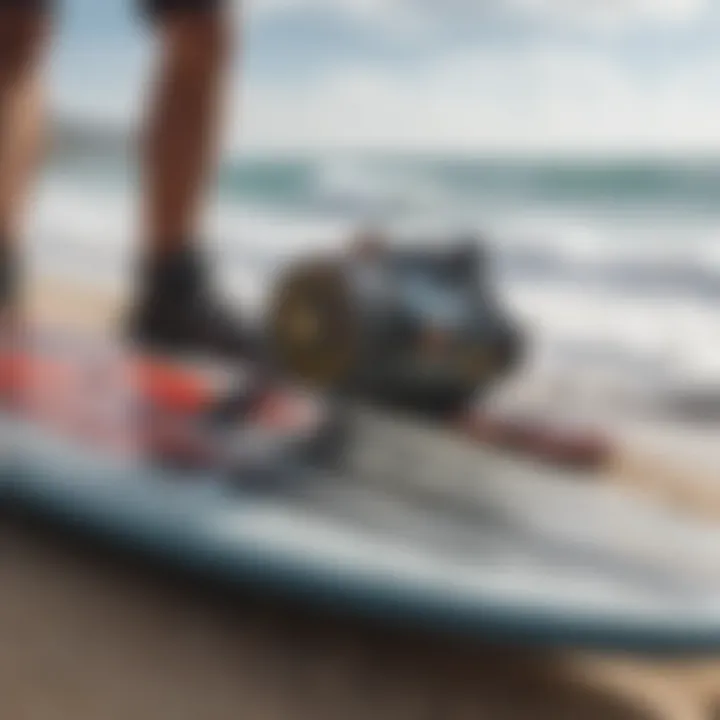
[
  {"x1": 142, "y1": 0, "x2": 224, "y2": 21},
  {"x1": 0, "y1": 0, "x2": 224, "y2": 22}
]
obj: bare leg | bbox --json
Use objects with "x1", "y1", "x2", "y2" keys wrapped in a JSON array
[
  {"x1": 129, "y1": 5, "x2": 250, "y2": 357},
  {"x1": 141, "y1": 7, "x2": 234, "y2": 256},
  {"x1": 0, "y1": 7, "x2": 50, "y2": 306}
]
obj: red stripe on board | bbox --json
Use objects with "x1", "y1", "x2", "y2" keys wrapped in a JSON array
[
  {"x1": 0, "y1": 351, "x2": 214, "y2": 417},
  {"x1": 132, "y1": 359, "x2": 212, "y2": 415}
]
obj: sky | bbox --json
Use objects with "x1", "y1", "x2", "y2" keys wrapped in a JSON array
[{"x1": 50, "y1": 0, "x2": 720, "y2": 155}]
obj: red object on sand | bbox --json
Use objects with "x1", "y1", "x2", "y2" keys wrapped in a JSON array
[
  {"x1": 460, "y1": 411, "x2": 611, "y2": 471},
  {"x1": 522, "y1": 426, "x2": 611, "y2": 469}
]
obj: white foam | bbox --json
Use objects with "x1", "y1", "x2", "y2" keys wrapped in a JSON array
[{"x1": 27, "y1": 171, "x2": 720, "y2": 403}]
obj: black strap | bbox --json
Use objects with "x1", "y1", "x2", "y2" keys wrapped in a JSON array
[{"x1": 202, "y1": 374, "x2": 272, "y2": 427}]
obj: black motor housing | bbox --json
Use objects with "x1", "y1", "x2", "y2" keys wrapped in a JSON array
[{"x1": 267, "y1": 239, "x2": 523, "y2": 416}]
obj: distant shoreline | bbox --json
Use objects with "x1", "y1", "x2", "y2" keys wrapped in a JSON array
[{"x1": 49, "y1": 115, "x2": 720, "y2": 165}]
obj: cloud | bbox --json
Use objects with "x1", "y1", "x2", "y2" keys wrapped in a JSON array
[
  {"x1": 507, "y1": 0, "x2": 709, "y2": 28},
  {"x1": 50, "y1": 0, "x2": 720, "y2": 155},
  {"x1": 252, "y1": 0, "x2": 436, "y2": 39},
  {"x1": 236, "y1": 40, "x2": 720, "y2": 154},
  {"x1": 254, "y1": 0, "x2": 408, "y2": 27},
  {"x1": 254, "y1": 0, "x2": 712, "y2": 34}
]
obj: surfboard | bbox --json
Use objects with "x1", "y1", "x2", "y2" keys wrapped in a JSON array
[{"x1": 4, "y1": 325, "x2": 720, "y2": 652}]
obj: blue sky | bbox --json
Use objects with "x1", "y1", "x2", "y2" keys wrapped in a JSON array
[{"x1": 51, "y1": 0, "x2": 720, "y2": 155}]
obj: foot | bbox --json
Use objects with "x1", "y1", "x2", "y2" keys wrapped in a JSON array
[
  {"x1": 0, "y1": 242, "x2": 20, "y2": 332},
  {"x1": 126, "y1": 246, "x2": 256, "y2": 360}
]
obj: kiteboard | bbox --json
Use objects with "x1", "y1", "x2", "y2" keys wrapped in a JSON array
[
  {"x1": 5, "y1": 238, "x2": 720, "y2": 652},
  {"x1": 4, "y1": 321, "x2": 720, "y2": 653}
]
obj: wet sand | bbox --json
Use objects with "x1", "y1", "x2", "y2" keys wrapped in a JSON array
[{"x1": 1, "y1": 278, "x2": 719, "y2": 720}]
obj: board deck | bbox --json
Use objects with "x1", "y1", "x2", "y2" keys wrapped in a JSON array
[
  {"x1": 4, "y1": 326, "x2": 720, "y2": 652},
  {"x1": 0, "y1": 326, "x2": 324, "y2": 470}
]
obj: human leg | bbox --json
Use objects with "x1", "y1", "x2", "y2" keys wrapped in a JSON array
[
  {"x1": 0, "y1": 3, "x2": 52, "y2": 309},
  {"x1": 128, "y1": 0, "x2": 252, "y2": 357}
]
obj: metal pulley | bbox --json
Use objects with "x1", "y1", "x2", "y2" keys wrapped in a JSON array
[
  {"x1": 267, "y1": 237, "x2": 523, "y2": 415},
  {"x1": 268, "y1": 258, "x2": 361, "y2": 390}
]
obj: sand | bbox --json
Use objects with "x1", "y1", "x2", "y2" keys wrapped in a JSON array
[{"x1": 2, "y1": 277, "x2": 720, "y2": 720}]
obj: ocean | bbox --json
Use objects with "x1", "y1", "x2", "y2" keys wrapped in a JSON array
[{"x1": 29, "y1": 150, "x2": 720, "y2": 404}]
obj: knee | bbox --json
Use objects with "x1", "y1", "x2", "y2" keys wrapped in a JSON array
[
  {"x1": 162, "y1": 10, "x2": 235, "y2": 76},
  {"x1": 0, "y1": 8, "x2": 50, "y2": 80}
]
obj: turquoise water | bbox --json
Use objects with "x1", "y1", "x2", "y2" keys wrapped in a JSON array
[
  {"x1": 216, "y1": 155, "x2": 720, "y2": 217},
  {"x1": 49, "y1": 150, "x2": 720, "y2": 219}
]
